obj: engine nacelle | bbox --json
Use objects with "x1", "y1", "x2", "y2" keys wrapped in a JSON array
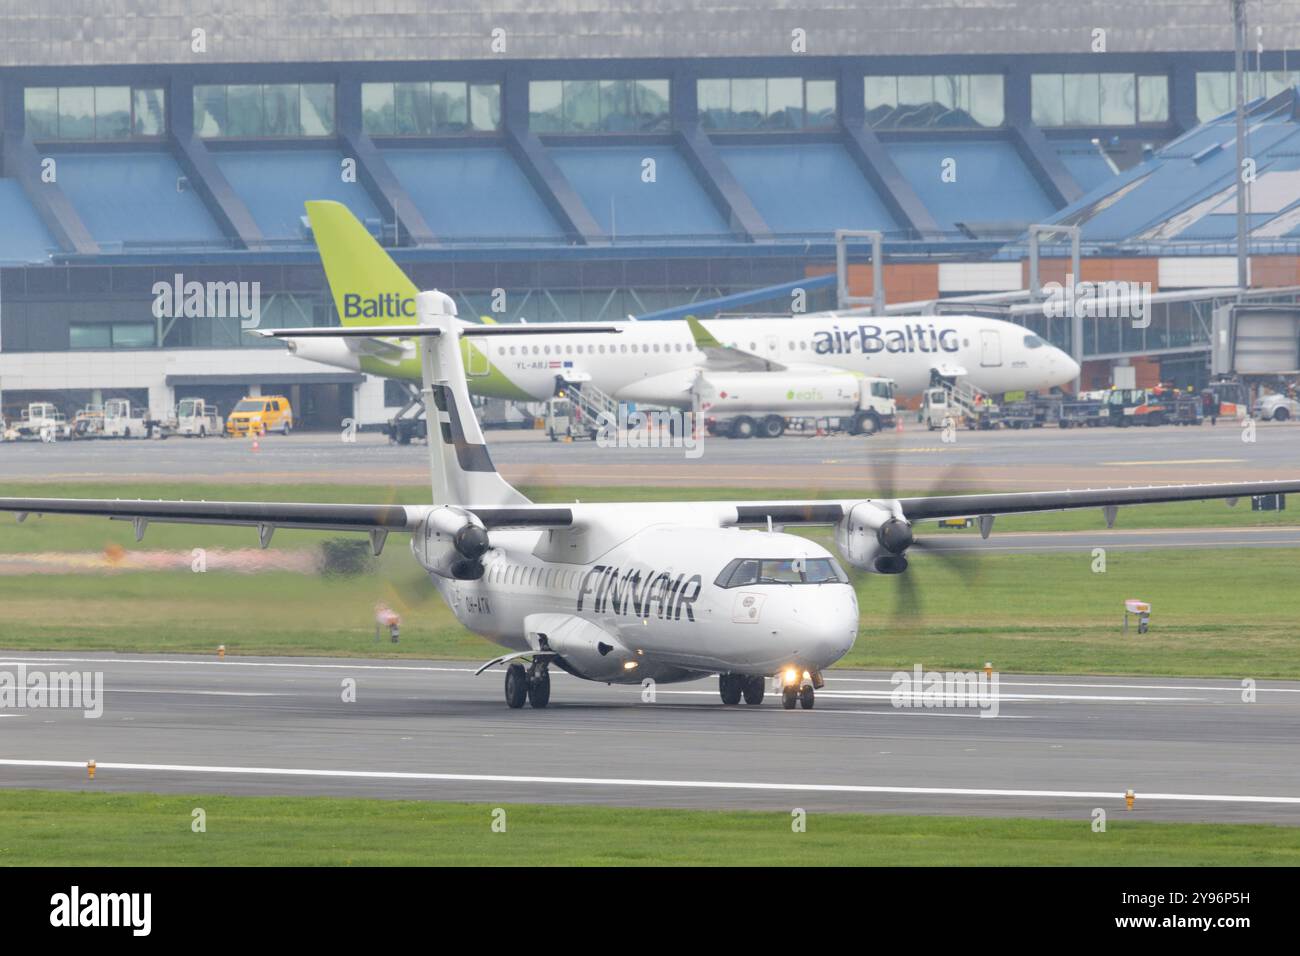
[
  {"x1": 834, "y1": 501, "x2": 913, "y2": 574},
  {"x1": 412, "y1": 506, "x2": 491, "y2": 580}
]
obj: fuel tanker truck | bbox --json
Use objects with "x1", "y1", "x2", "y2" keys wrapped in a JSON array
[{"x1": 694, "y1": 370, "x2": 897, "y2": 438}]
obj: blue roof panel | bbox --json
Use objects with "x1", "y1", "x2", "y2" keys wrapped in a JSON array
[
  {"x1": 886, "y1": 139, "x2": 1057, "y2": 232},
  {"x1": 213, "y1": 149, "x2": 380, "y2": 241},
  {"x1": 1053, "y1": 140, "x2": 1118, "y2": 194},
  {"x1": 549, "y1": 145, "x2": 728, "y2": 239},
  {"x1": 717, "y1": 143, "x2": 898, "y2": 235},
  {"x1": 52, "y1": 151, "x2": 223, "y2": 247},
  {"x1": 382, "y1": 147, "x2": 561, "y2": 241},
  {"x1": 0, "y1": 180, "x2": 56, "y2": 263}
]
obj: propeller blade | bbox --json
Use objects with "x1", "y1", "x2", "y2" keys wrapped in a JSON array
[
  {"x1": 910, "y1": 535, "x2": 980, "y2": 584},
  {"x1": 892, "y1": 563, "x2": 921, "y2": 620},
  {"x1": 383, "y1": 571, "x2": 438, "y2": 612}
]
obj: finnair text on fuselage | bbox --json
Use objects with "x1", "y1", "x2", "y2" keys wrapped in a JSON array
[{"x1": 577, "y1": 565, "x2": 704, "y2": 621}]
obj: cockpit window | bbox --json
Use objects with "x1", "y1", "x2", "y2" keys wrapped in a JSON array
[
  {"x1": 714, "y1": 557, "x2": 849, "y2": 588},
  {"x1": 1023, "y1": 334, "x2": 1046, "y2": 349}
]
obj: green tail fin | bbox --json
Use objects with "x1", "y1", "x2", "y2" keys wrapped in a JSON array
[{"x1": 305, "y1": 200, "x2": 418, "y2": 326}]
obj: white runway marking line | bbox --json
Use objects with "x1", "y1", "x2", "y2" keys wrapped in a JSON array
[
  {"x1": 824, "y1": 676, "x2": 1300, "y2": 694},
  {"x1": 5, "y1": 657, "x2": 1298, "y2": 697},
  {"x1": 107, "y1": 689, "x2": 292, "y2": 698},
  {"x1": 657, "y1": 689, "x2": 1194, "y2": 704},
  {"x1": 1, "y1": 758, "x2": 1296, "y2": 805}
]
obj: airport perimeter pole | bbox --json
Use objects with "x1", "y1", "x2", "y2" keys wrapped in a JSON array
[{"x1": 1233, "y1": 0, "x2": 1248, "y2": 302}]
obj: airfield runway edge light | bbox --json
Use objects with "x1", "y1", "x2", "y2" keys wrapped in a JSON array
[{"x1": 86, "y1": 760, "x2": 95, "y2": 781}]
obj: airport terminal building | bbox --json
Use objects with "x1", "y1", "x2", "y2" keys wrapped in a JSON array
[{"x1": 3, "y1": 1, "x2": 1300, "y2": 427}]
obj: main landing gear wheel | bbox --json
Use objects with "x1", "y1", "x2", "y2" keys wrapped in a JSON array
[
  {"x1": 527, "y1": 661, "x2": 551, "y2": 709},
  {"x1": 799, "y1": 685, "x2": 815, "y2": 709},
  {"x1": 504, "y1": 663, "x2": 528, "y2": 709},
  {"x1": 742, "y1": 675, "x2": 765, "y2": 705},
  {"x1": 781, "y1": 686, "x2": 798, "y2": 710},
  {"x1": 719, "y1": 673, "x2": 743, "y2": 705}
]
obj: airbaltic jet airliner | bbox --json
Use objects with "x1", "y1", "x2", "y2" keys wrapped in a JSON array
[{"x1": 272, "y1": 202, "x2": 1079, "y2": 406}]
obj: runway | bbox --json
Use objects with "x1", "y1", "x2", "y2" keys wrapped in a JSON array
[
  {"x1": 2, "y1": 652, "x2": 1298, "y2": 823},
  {"x1": 1, "y1": 419, "x2": 1296, "y2": 490}
]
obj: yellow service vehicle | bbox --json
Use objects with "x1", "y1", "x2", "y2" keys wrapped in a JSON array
[{"x1": 226, "y1": 395, "x2": 293, "y2": 436}]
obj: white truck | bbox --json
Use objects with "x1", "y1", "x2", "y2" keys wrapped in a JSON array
[
  {"x1": 174, "y1": 397, "x2": 224, "y2": 437},
  {"x1": 102, "y1": 398, "x2": 151, "y2": 438},
  {"x1": 695, "y1": 371, "x2": 897, "y2": 439},
  {"x1": 919, "y1": 383, "x2": 999, "y2": 431},
  {"x1": 10, "y1": 402, "x2": 69, "y2": 441}
]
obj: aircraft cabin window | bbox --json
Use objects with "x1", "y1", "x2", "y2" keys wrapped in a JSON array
[{"x1": 714, "y1": 557, "x2": 849, "y2": 588}]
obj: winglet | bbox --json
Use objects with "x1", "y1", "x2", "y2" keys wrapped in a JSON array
[{"x1": 685, "y1": 314, "x2": 722, "y2": 349}]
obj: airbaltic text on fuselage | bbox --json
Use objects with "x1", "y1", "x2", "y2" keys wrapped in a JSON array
[
  {"x1": 343, "y1": 293, "x2": 415, "y2": 319},
  {"x1": 813, "y1": 323, "x2": 961, "y2": 355},
  {"x1": 577, "y1": 565, "x2": 703, "y2": 621}
]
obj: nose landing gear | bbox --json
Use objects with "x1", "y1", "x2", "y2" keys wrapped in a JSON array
[{"x1": 780, "y1": 669, "x2": 820, "y2": 709}]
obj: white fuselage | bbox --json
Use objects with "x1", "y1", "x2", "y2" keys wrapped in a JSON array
[
  {"x1": 479, "y1": 315, "x2": 1078, "y2": 404},
  {"x1": 288, "y1": 314, "x2": 1078, "y2": 405},
  {"x1": 416, "y1": 509, "x2": 859, "y2": 685}
]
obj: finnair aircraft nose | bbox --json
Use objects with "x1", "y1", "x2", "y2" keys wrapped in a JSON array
[{"x1": 775, "y1": 586, "x2": 859, "y2": 669}]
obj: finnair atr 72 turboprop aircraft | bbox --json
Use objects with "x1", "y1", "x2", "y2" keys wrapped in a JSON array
[
  {"x1": 273, "y1": 201, "x2": 1079, "y2": 406},
  {"x1": 2, "y1": 291, "x2": 1295, "y2": 710}
]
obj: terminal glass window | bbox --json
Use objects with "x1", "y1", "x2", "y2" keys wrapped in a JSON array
[
  {"x1": 361, "y1": 81, "x2": 499, "y2": 134},
  {"x1": 25, "y1": 86, "x2": 165, "y2": 139},
  {"x1": 1137, "y1": 75, "x2": 1169, "y2": 123},
  {"x1": 1196, "y1": 70, "x2": 1300, "y2": 122},
  {"x1": 698, "y1": 77, "x2": 837, "y2": 130},
  {"x1": 1033, "y1": 73, "x2": 1166, "y2": 126},
  {"x1": 194, "y1": 83, "x2": 336, "y2": 137},
  {"x1": 529, "y1": 78, "x2": 670, "y2": 132},
  {"x1": 865, "y1": 74, "x2": 1003, "y2": 128}
]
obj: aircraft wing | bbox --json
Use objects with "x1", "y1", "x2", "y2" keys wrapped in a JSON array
[
  {"x1": 686, "y1": 315, "x2": 787, "y2": 372},
  {"x1": 726, "y1": 480, "x2": 1300, "y2": 527},
  {"x1": 0, "y1": 498, "x2": 574, "y2": 538}
]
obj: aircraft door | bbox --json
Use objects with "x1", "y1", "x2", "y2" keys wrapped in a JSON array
[
  {"x1": 465, "y1": 338, "x2": 490, "y2": 377},
  {"x1": 979, "y1": 329, "x2": 1002, "y2": 367}
]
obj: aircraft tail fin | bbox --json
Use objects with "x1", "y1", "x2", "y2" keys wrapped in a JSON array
[
  {"x1": 305, "y1": 200, "x2": 417, "y2": 326},
  {"x1": 414, "y1": 292, "x2": 531, "y2": 507}
]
